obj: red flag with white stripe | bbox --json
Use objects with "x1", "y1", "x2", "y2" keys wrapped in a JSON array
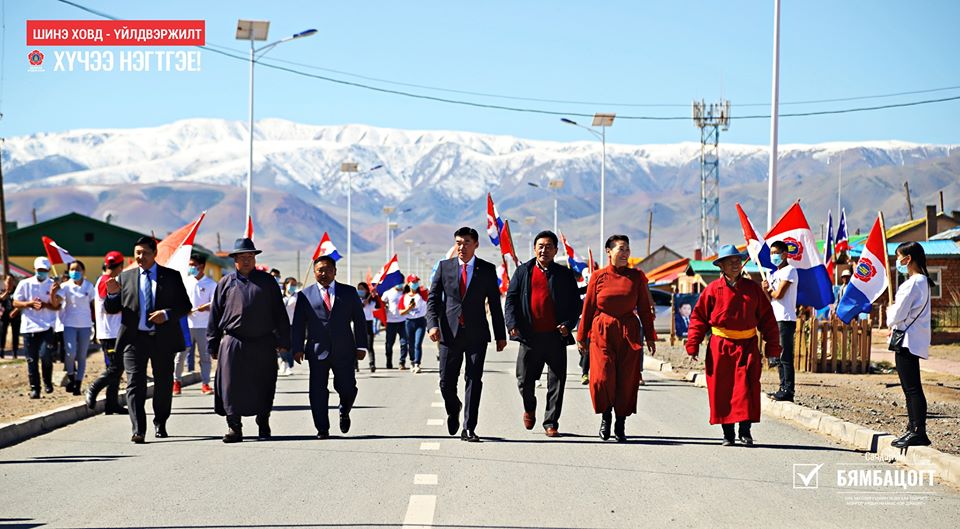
[{"x1": 41, "y1": 236, "x2": 75, "y2": 265}]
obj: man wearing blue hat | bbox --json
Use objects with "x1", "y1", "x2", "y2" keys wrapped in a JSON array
[{"x1": 684, "y1": 245, "x2": 782, "y2": 446}]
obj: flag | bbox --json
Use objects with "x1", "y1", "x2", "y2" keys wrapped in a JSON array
[
  {"x1": 824, "y1": 210, "x2": 835, "y2": 279},
  {"x1": 41, "y1": 236, "x2": 75, "y2": 266},
  {"x1": 765, "y1": 202, "x2": 835, "y2": 310},
  {"x1": 559, "y1": 231, "x2": 588, "y2": 277},
  {"x1": 365, "y1": 267, "x2": 373, "y2": 286},
  {"x1": 835, "y1": 209, "x2": 849, "y2": 255},
  {"x1": 155, "y1": 213, "x2": 206, "y2": 275},
  {"x1": 496, "y1": 255, "x2": 510, "y2": 295},
  {"x1": 486, "y1": 193, "x2": 504, "y2": 246},
  {"x1": 374, "y1": 255, "x2": 404, "y2": 295},
  {"x1": 836, "y1": 214, "x2": 889, "y2": 324},
  {"x1": 244, "y1": 215, "x2": 254, "y2": 240},
  {"x1": 499, "y1": 220, "x2": 520, "y2": 266},
  {"x1": 735, "y1": 204, "x2": 776, "y2": 275},
  {"x1": 311, "y1": 232, "x2": 342, "y2": 261}
]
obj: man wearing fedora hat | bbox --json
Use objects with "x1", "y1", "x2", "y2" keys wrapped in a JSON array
[
  {"x1": 684, "y1": 244, "x2": 781, "y2": 446},
  {"x1": 207, "y1": 238, "x2": 291, "y2": 443}
]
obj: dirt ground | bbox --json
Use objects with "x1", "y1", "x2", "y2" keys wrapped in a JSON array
[
  {"x1": 653, "y1": 340, "x2": 960, "y2": 456},
  {"x1": 0, "y1": 347, "x2": 216, "y2": 423}
]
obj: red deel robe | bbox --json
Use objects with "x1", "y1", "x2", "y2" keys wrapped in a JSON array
[
  {"x1": 578, "y1": 266, "x2": 657, "y2": 416},
  {"x1": 685, "y1": 277, "x2": 781, "y2": 425}
]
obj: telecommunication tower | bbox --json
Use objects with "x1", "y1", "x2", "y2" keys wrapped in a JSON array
[{"x1": 692, "y1": 99, "x2": 730, "y2": 256}]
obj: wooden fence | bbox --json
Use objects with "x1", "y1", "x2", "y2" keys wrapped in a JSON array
[{"x1": 790, "y1": 311, "x2": 873, "y2": 374}]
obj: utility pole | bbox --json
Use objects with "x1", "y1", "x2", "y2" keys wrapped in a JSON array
[
  {"x1": 646, "y1": 209, "x2": 653, "y2": 257},
  {"x1": 903, "y1": 181, "x2": 914, "y2": 220},
  {"x1": 0, "y1": 139, "x2": 9, "y2": 277}
]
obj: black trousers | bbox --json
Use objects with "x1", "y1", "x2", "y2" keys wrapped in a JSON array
[
  {"x1": 777, "y1": 321, "x2": 796, "y2": 394},
  {"x1": 439, "y1": 332, "x2": 487, "y2": 431},
  {"x1": 385, "y1": 322, "x2": 407, "y2": 367},
  {"x1": 1, "y1": 315, "x2": 20, "y2": 356},
  {"x1": 23, "y1": 329, "x2": 54, "y2": 390},
  {"x1": 896, "y1": 348, "x2": 927, "y2": 430},
  {"x1": 516, "y1": 332, "x2": 567, "y2": 429},
  {"x1": 123, "y1": 332, "x2": 174, "y2": 436},
  {"x1": 365, "y1": 320, "x2": 376, "y2": 368},
  {"x1": 88, "y1": 338, "x2": 124, "y2": 409},
  {"x1": 308, "y1": 355, "x2": 358, "y2": 434}
]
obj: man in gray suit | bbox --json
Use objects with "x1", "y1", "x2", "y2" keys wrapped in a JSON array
[
  {"x1": 291, "y1": 255, "x2": 369, "y2": 439},
  {"x1": 427, "y1": 227, "x2": 507, "y2": 442}
]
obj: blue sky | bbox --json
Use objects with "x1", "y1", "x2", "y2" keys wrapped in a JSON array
[{"x1": 2, "y1": 0, "x2": 958, "y2": 145}]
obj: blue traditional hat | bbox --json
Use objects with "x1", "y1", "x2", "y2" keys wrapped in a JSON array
[
  {"x1": 228, "y1": 237, "x2": 261, "y2": 257},
  {"x1": 712, "y1": 244, "x2": 747, "y2": 267}
]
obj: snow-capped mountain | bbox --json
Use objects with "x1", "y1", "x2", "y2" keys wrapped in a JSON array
[{"x1": 3, "y1": 118, "x2": 958, "y2": 266}]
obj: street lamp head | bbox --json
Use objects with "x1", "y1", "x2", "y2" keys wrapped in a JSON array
[
  {"x1": 293, "y1": 29, "x2": 318, "y2": 39},
  {"x1": 560, "y1": 118, "x2": 578, "y2": 126}
]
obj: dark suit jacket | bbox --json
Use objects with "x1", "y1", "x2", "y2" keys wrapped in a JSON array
[
  {"x1": 104, "y1": 264, "x2": 192, "y2": 355},
  {"x1": 290, "y1": 282, "x2": 367, "y2": 362},
  {"x1": 426, "y1": 257, "x2": 506, "y2": 345},
  {"x1": 504, "y1": 259, "x2": 582, "y2": 346}
]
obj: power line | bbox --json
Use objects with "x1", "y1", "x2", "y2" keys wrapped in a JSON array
[{"x1": 56, "y1": 0, "x2": 960, "y2": 121}]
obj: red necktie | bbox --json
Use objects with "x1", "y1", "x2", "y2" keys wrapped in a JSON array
[
  {"x1": 458, "y1": 264, "x2": 467, "y2": 326},
  {"x1": 322, "y1": 287, "x2": 332, "y2": 312}
]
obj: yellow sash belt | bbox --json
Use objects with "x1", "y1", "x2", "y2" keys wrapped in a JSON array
[{"x1": 711, "y1": 326, "x2": 757, "y2": 340}]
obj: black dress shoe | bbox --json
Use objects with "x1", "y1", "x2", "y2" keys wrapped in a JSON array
[
  {"x1": 317, "y1": 431, "x2": 330, "y2": 439},
  {"x1": 339, "y1": 413, "x2": 351, "y2": 434},
  {"x1": 131, "y1": 434, "x2": 145, "y2": 444},
  {"x1": 721, "y1": 438, "x2": 736, "y2": 446},
  {"x1": 44, "y1": 384, "x2": 54, "y2": 394},
  {"x1": 599, "y1": 412, "x2": 612, "y2": 441},
  {"x1": 258, "y1": 425, "x2": 272, "y2": 440},
  {"x1": 222, "y1": 427, "x2": 243, "y2": 443},
  {"x1": 460, "y1": 429, "x2": 480, "y2": 442},
  {"x1": 154, "y1": 423, "x2": 168, "y2": 438},
  {"x1": 30, "y1": 388, "x2": 41, "y2": 399},
  {"x1": 447, "y1": 403, "x2": 462, "y2": 436},
  {"x1": 613, "y1": 419, "x2": 626, "y2": 443},
  {"x1": 772, "y1": 390, "x2": 794, "y2": 402}
]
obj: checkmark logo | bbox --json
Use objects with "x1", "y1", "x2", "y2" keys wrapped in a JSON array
[{"x1": 793, "y1": 464, "x2": 823, "y2": 489}]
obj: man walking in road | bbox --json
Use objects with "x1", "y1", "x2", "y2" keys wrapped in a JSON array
[
  {"x1": 504, "y1": 230, "x2": 581, "y2": 437},
  {"x1": 427, "y1": 227, "x2": 507, "y2": 442}
]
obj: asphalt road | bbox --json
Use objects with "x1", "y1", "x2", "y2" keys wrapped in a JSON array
[{"x1": 1, "y1": 339, "x2": 958, "y2": 529}]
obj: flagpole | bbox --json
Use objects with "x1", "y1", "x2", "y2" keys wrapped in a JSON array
[
  {"x1": 766, "y1": 0, "x2": 781, "y2": 230},
  {"x1": 878, "y1": 211, "x2": 893, "y2": 302}
]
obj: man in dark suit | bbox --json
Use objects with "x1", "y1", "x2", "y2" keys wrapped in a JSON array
[
  {"x1": 291, "y1": 255, "x2": 369, "y2": 439},
  {"x1": 504, "y1": 230, "x2": 582, "y2": 437},
  {"x1": 104, "y1": 236, "x2": 191, "y2": 444},
  {"x1": 427, "y1": 227, "x2": 507, "y2": 442}
]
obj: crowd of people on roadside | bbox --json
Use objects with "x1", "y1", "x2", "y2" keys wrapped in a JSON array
[{"x1": 2, "y1": 226, "x2": 935, "y2": 450}]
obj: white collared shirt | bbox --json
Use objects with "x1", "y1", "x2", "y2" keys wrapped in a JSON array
[
  {"x1": 317, "y1": 282, "x2": 335, "y2": 311},
  {"x1": 887, "y1": 274, "x2": 931, "y2": 359},
  {"x1": 185, "y1": 274, "x2": 217, "y2": 329},
  {"x1": 457, "y1": 255, "x2": 476, "y2": 291},
  {"x1": 12, "y1": 276, "x2": 58, "y2": 334}
]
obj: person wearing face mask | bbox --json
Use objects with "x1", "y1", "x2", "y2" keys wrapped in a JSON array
[
  {"x1": 86, "y1": 251, "x2": 127, "y2": 414},
  {"x1": 58, "y1": 260, "x2": 96, "y2": 396},
  {"x1": 888, "y1": 242, "x2": 934, "y2": 449},
  {"x1": 576, "y1": 235, "x2": 656, "y2": 442},
  {"x1": 400, "y1": 274, "x2": 429, "y2": 374},
  {"x1": 381, "y1": 282, "x2": 408, "y2": 370},
  {"x1": 173, "y1": 253, "x2": 217, "y2": 394},
  {"x1": 12, "y1": 257, "x2": 62, "y2": 398},
  {"x1": 356, "y1": 281, "x2": 379, "y2": 373},
  {"x1": 761, "y1": 240, "x2": 799, "y2": 402},
  {"x1": 280, "y1": 277, "x2": 300, "y2": 376}
]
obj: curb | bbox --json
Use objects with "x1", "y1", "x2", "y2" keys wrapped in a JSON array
[
  {"x1": 643, "y1": 355, "x2": 673, "y2": 373},
  {"x1": 682, "y1": 369, "x2": 960, "y2": 488},
  {"x1": 0, "y1": 372, "x2": 202, "y2": 449}
]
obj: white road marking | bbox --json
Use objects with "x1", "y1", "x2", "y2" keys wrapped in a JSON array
[
  {"x1": 426, "y1": 419, "x2": 444, "y2": 426},
  {"x1": 430, "y1": 402, "x2": 444, "y2": 408},
  {"x1": 414, "y1": 474, "x2": 438, "y2": 485},
  {"x1": 402, "y1": 494, "x2": 436, "y2": 528},
  {"x1": 419, "y1": 442, "x2": 440, "y2": 451}
]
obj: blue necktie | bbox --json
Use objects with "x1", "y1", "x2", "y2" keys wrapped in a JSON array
[{"x1": 142, "y1": 269, "x2": 154, "y2": 328}]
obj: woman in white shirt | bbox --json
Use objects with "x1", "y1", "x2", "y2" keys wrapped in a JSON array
[
  {"x1": 59, "y1": 260, "x2": 96, "y2": 396},
  {"x1": 279, "y1": 277, "x2": 299, "y2": 376},
  {"x1": 887, "y1": 242, "x2": 933, "y2": 449}
]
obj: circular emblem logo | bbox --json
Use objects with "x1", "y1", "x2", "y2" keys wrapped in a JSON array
[
  {"x1": 28, "y1": 50, "x2": 44, "y2": 66},
  {"x1": 854, "y1": 257, "x2": 877, "y2": 282},
  {"x1": 783, "y1": 237, "x2": 804, "y2": 261}
]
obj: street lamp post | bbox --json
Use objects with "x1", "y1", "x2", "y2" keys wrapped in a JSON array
[
  {"x1": 236, "y1": 20, "x2": 317, "y2": 229},
  {"x1": 523, "y1": 215, "x2": 537, "y2": 259},
  {"x1": 562, "y1": 113, "x2": 615, "y2": 256},
  {"x1": 404, "y1": 239, "x2": 414, "y2": 273},
  {"x1": 382, "y1": 206, "x2": 396, "y2": 261},
  {"x1": 527, "y1": 179, "x2": 563, "y2": 235},
  {"x1": 341, "y1": 162, "x2": 383, "y2": 284}
]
